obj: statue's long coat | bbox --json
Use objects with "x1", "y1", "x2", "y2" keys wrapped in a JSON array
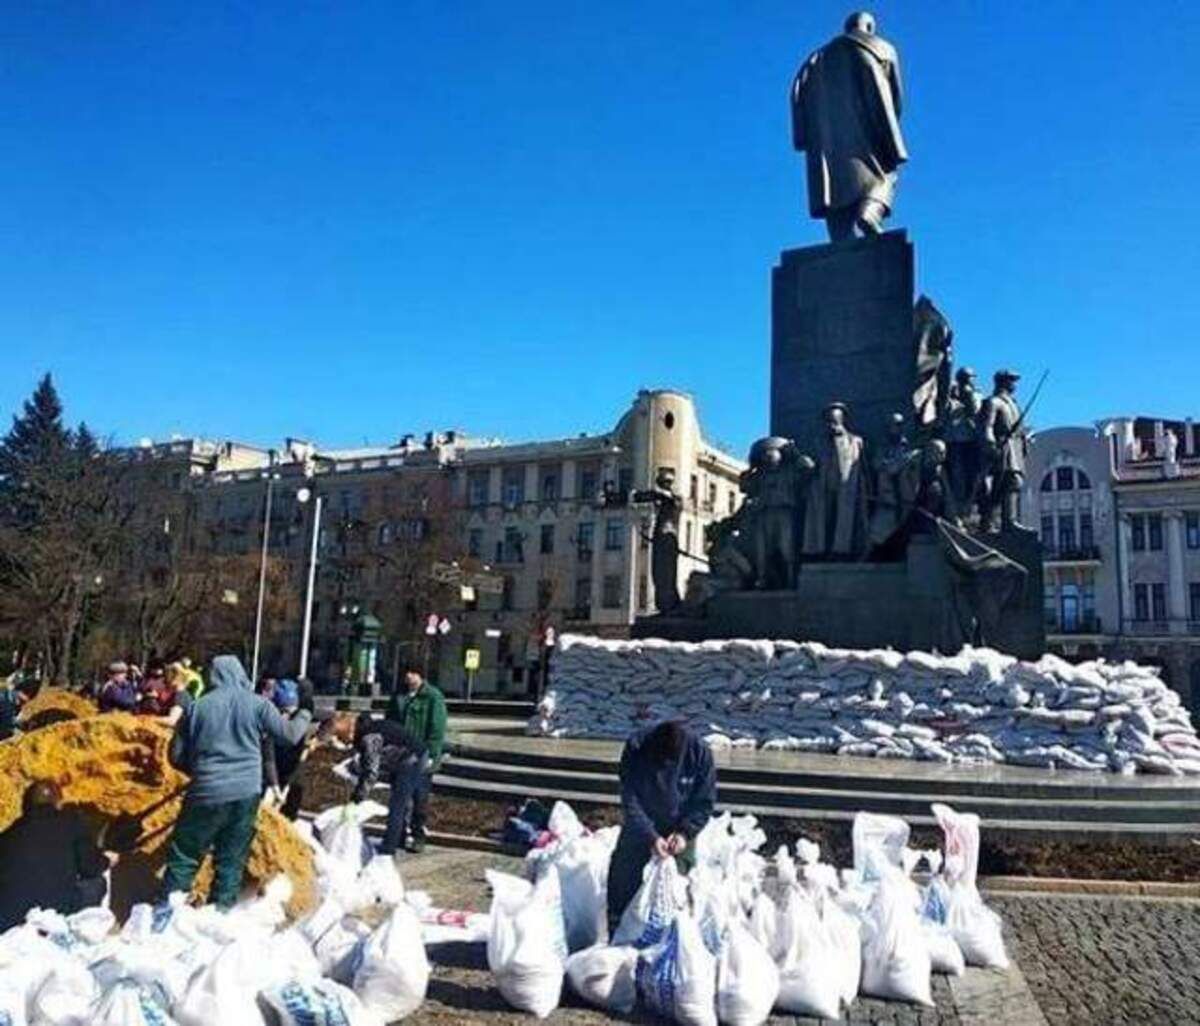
[
  {"x1": 803, "y1": 431, "x2": 869, "y2": 556},
  {"x1": 791, "y1": 30, "x2": 907, "y2": 218}
]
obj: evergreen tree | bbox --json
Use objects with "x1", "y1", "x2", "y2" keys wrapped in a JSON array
[{"x1": 0, "y1": 373, "x2": 71, "y2": 501}]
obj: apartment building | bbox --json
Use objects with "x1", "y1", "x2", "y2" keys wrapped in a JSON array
[
  {"x1": 145, "y1": 389, "x2": 745, "y2": 696},
  {"x1": 1026, "y1": 415, "x2": 1200, "y2": 707}
]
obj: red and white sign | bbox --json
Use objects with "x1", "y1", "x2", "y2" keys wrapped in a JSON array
[
  {"x1": 425, "y1": 614, "x2": 440, "y2": 636},
  {"x1": 544, "y1": 626, "x2": 557, "y2": 648}
]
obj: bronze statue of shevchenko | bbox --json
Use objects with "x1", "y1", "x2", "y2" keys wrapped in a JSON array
[{"x1": 791, "y1": 11, "x2": 908, "y2": 242}]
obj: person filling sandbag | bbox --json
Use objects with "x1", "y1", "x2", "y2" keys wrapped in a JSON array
[
  {"x1": 320, "y1": 711, "x2": 427, "y2": 857},
  {"x1": 0, "y1": 779, "x2": 119, "y2": 930},
  {"x1": 606, "y1": 720, "x2": 716, "y2": 936},
  {"x1": 163, "y1": 655, "x2": 313, "y2": 910}
]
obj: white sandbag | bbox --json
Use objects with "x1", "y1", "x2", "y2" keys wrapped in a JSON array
[
  {"x1": 260, "y1": 980, "x2": 382, "y2": 1026},
  {"x1": 564, "y1": 945, "x2": 638, "y2": 1015},
  {"x1": 773, "y1": 886, "x2": 841, "y2": 1020},
  {"x1": 716, "y1": 920, "x2": 780, "y2": 1026},
  {"x1": 824, "y1": 896, "x2": 863, "y2": 1007},
  {"x1": 314, "y1": 802, "x2": 390, "y2": 871},
  {"x1": 859, "y1": 874, "x2": 933, "y2": 1006},
  {"x1": 921, "y1": 921, "x2": 966, "y2": 976},
  {"x1": 176, "y1": 938, "x2": 270, "y2": 1026},
  {"x1": 352, "y1": 903, "x2": 429, "y2": 1022},
  {"x1": 90, "y1": 981, "x2": 178, "y2": 1026},
  {"x1": 355, "y1": 855, "x2": 406, "y2": 909},
  {"x1": 314, "y1": 917, "x2": 373, "y2": 985},
  {"x1": 931, "y1": 803, "x2": 1008, "y2": 969},
  {"x1": 31, "y1": 957, "x2": 100, "y2": 1026},
  {"x1": 612, "y1": 856, "x2": 685, "y2": 948},
  {"x1": 66, "y1": 907, "x2": 116, "y2": 946},
  {"x1": 636, "y1": 914, "x2": 718, "y2": 1026},
  {"x1": 486, "y1": 869, "x2": 568, "y2": 1018},
  {"x1": 0, "y1": 981, "x2": 27, "y2": 1026},
  {"x1": 851, "y1": 812, "x2": 910, "y2": 882}
]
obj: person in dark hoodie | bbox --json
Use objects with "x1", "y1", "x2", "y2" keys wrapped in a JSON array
[
  {"x1": 0, "y1": 780, "x2": 117, "y2": 930},
  {"x1": 320, "y1": 710, "x2": 426, "y2": 857},
  {"x1": 163, "y1": 654, "x2": 312, "y2": 909},
  {"x1": 606, "y1": 720, "x2": 717, "y2": 934}
]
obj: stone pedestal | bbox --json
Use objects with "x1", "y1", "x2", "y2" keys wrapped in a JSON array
[{"x1": 771, "y1": 231, "x2": 915, "y2": 453}]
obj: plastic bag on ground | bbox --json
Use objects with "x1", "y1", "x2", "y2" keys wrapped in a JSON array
[
  {"x1": 260, "y1": 980, "x2": 383, "y2": 1026},
  {"x1": 635, "y1": 913, "x2": 718, "y2": 1026},
  {"x1": 773, "y1": 885, "x2": 842, "y2": 1020},
  {"x1": 611, "y1": 856, "x2": 685, "y2": 949},
  {"x1": 486, "y1": 869, "x2": 568, "y2": 1018},
  {"x1": 354, "y1": 855, "x2": 406, "y2": 910},
  {"x1": 564, "y1": 945, "x2": 639, "y2": 1015},
  {"x1": 716, "y1": 919, "x2": 780, "y2": 1026},
  {"x1": 859, "y1": 872, "x2": 933, "y2": 1006},
  {"x1": 352, "y1": 903, "x2": 430, "y2": 1022},
  {"x1": 176, "y1": 938, "x2": 272, "y2": 1026},
  {"x1": 0, "y1": 981, "x2": 27, "y2": 1026},
  {"x1": 921, "y1": 920, "x2": 966, "y2": 976},
  {"x1": 824, "y1": 895, "x2": 863, "y2": 1007},
  {"x1": 30, "y1": 956, "x2": 99, "y2": 1026},
  {"x1": 314, "y1": 916, "x2": 374, "y2": 984}
]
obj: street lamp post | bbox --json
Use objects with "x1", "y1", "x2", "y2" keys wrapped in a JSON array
[
  {"x1": 298, "y1": 488, "x2": 321, "y2": 680},
  {"x1": 250, "y1": 472, "x2": 280, "y2": 682}
]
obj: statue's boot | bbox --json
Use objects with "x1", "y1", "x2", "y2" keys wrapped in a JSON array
[{"x1": 855, "y1": 198, "x2": 888, "y2": 235}]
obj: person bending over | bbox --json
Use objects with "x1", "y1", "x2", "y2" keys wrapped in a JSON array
[{"x1": 606, "y1": 720, "x2": 716, "y2": 935}]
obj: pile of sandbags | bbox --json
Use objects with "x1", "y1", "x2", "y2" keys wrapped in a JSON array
[
  {"x1": 0, "y1": 713, "x2": 317, "y2": 919},
  {"x1": 0, "y1": 801, "x2": 438, "y2": 1026},
  {"x1": 561, "y1": 803, "x2": 1008, "y2": 1025},
  {"x1": 530, "y1": 635, "x2": 1200, "y2": 775}
]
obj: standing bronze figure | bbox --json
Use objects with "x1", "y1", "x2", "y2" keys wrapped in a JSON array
[
  {"x1": 791, "y1": 11, "x2": 907, "y2": 241},
  {"x1": 978, "y1": 370, "x2": 1027, "y2": 533},
  {"x1": 633, "y1": 468, "x2": 683, "y2": 614}
]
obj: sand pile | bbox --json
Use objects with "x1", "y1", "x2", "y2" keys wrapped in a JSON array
[
  {"x1": 16, "y1": 687, "x2": 98, "y2": 730},
  {"x1": 0, "y1": 713, "x2": 316, "y2": 918}
]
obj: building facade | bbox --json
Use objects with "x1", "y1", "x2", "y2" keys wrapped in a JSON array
[
  {"x1": 1026, "y1": 416, "x2": 1200, "y2": 709},
  {"x1": 146, "y1": 390, "x2": 744, "y2": 696}
]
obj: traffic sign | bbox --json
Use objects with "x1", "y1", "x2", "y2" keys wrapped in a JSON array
[
  {"x1": 438, "y1": 617, "x2": 452, "y2": 635},
  {"x1": 464, "y1": 648, "x2": 481, "y2": 671},
  {"x1": 425, "y1": 613, "x2": 439, "y2": 636}
]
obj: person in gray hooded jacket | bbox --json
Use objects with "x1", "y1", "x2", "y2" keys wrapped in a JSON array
[{"x1": 163, "y1": 654, "x2": 312, "y2": 908}]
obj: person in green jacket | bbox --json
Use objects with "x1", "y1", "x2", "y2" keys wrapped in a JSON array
[{"x1": 384, "y1": 664, "x2": 447, "y2": 853}]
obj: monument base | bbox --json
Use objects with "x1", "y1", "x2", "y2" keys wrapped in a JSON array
[{"x1": 634, "y1": 531, "x2": 1045, "y2": 659}]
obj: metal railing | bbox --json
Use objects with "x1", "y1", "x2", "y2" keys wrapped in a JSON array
[
  {"x1": 1043, "y1": 545, "x2": 1102, "y2": 562},
  {"x1": 1046, "y1": 615, "x2": 1103, "y2": 635}
]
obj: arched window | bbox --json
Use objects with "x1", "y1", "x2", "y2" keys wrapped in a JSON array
[
  {"x1": 1077, "y1": 469, "x2": 1091, "y2": 490},
  {"x1": 1040, "y1": 472, "x2": 1054, "y2": 493},
  {"x1": 1056, "y1": 467, "x2": 1075, "y2": 491}
]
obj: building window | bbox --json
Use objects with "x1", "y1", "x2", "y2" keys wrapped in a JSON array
[
  {"x1": 503, "y1": 526, "x2": 524, "y2": 563},
  {"x1": 501, "y1": 576, "x2": 515, "y2": 611},
  {"x1": 1189, "y1": 582, "x2": 1200, "y2": 624},
  {"x1": 1131, "y1": 515, "x2": 1146, "y2": 551},
  {"x1": 1077, "y1": 470, "x2": 1091, "y2": 490},
  {"x1": 684, "y1": 519, "x2": 693, "y2": 554},
  {"x1": 574, "y1": 577, "x2": 591, "y2": 613},
  {"x1": 540, "y1": 523, "x2": 555, "y2": 555},
  {"x1": 502, "y1": 467, "x2": 525, "y2": 506},
  {"x1": 1187, "y1": 512, "x2": 1200, "y2": 549},
  {"x1": 537, "y1": 579, "x2": 554, "y2": 611},
  {"x1": 1082, "y1": 577, "x2": 1096, "y2": 626},
  {"x1": 1040, "y1": 472, "x2": 1054, "y2": 493},
  {"x1": 1056, "y1": 467, "x2": 1075, "y2": 491},
  {"x1": 377, "y1": 522, "x2": 393, "y2": 545},
  {"x1": 578, "y1": 466, "x2": 598, "y2": 502},
  {"x1": 468, "y1": 471, "x2": 489, "y2": 507},
  {"x1": 1043, "y1": 583, "x2": 1057, "y2": 627},
  {"x1": 577, "y1": 522, "x2": 594, "y2": 559},
  {"x1": 707, "y1": 481, "x2": 717, "y2": 509},
  {"x1": 540, "y1": 466, "x2": 559, "y2": 501},
  {"x1": 689, "y1": 474, "x2": 698, "y2": 501},
  {"x1": 1057, "y1": 517, "x2": 1075, "y2": 554},
  {"x1": 1148, "y1": 513, "x2": 1164, "y2": 551},
  {"x1": 617, "y1": 467, "x2": 633, "y2": 497},
  {"x1": 1134, "y1": 583, "x2": 1149, "y2": 621},
  {"x1": 1152, "y1": 582, "x2": 1167, "y2": 623},
  {"x1": 605, "y1": 519, "x2": 623, "y2": 551},
  {"x1": 638, "y1": 575, "x2": 649, "y2": 613},
  {"x1": 1041, "y1": 515, "x2": 1054, "y2": 550},
  {"x1": 601, "y1": 574, "x2": 622, "y2": 609},
  {"x1": 1079, "y1": 512, "x2": 1094, "y2": 550},
  {"x1": 728, "y1": 490, "x2": 736, "y2": 514}
]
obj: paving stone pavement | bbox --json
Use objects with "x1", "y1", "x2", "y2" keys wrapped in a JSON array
[{"x1": 990, "y1": 892, "x2": 1200, "y2": 1026}]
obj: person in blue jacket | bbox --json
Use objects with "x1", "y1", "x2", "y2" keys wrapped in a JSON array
[
  {"x1": 606, "y1": 720, "x2": 717, "y2": 934},
  {"x1": 163, "y1": 655, "x2": 312, "y2": 909}
]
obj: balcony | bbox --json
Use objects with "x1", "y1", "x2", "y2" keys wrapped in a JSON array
[
  {"x1": 1043, "y1": 545, "x2": 1102, "y2": 566},
  {"x1": 1046, "y1": 614, "x2": 1104, "y2": 637},
  {"x1": 1122, "y1": 617, "x2": 1200, "y2": 638}
]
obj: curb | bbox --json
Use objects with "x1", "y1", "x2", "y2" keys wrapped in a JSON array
[{"x1": 980, "y1": 875, "x2": 1200, "y2": 898}]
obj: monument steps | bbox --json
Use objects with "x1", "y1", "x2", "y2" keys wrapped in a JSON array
[{"x1": 434, "y1": 737, "x2": 1200, "y2": 844}]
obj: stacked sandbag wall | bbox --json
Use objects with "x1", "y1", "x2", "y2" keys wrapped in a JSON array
[{"x1": 529, "y1": 635, "x2": 1200, "y2": 775}]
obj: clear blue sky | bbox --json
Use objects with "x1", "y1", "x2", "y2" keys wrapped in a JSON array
[{"x1": 3, "y1": 2, "x2": 1199, "y2": 458}]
